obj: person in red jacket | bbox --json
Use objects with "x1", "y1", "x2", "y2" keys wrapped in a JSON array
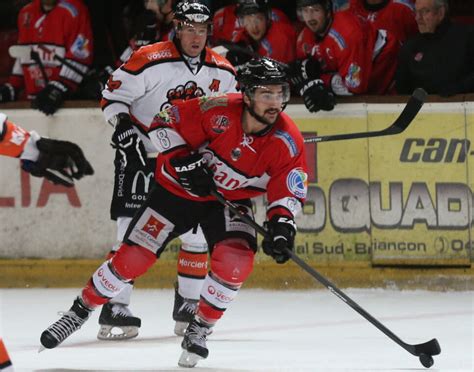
[
  {"x1": 292, "y1": 0, "x2": 400, "y2": 113},
  {"x1": 0, "y1": 0, "x2": 93, "y2": 115},
  {"x1": 349, "y1": 0, "x2": 418, "y2": 44},
  {"x1": 222, "y1": 0, "x2": 297, "y2": 68}
]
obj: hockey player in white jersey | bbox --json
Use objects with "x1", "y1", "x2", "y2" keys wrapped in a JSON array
[{"x1": 98, "y1": 0, "x2": 238, "y2": 339}]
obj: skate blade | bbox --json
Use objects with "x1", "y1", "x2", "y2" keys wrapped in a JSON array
[
  {"x1": 97, "y1": 325, "x2": 139, "y2": 340},
  {"x1": 178, "y1": 350, "x2": 204, "y2": 368},
  {"x1": 174, "y1": 321, "x2": 189, "y2": 336}
]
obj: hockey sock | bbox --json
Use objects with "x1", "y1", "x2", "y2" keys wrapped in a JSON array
[
  {"x1": 82, "y1": 243, "x2": 156, "y2": 308},
  {"x1": 177, "y1": 246, "x2": 208, "y2": 300},
  {"x1": 197, "y1": 239, "x2": 254, "y2": 324}
]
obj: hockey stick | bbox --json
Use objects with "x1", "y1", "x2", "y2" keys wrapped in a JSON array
[
  {"x1": 210, "y1": 189, "x2": 441, "y2": 368},
  {"x1": 304, "y1": 88, "x2": 427, "y2": 143}
]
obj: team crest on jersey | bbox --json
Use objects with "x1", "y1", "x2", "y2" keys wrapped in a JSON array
[
  {"x1": 160, "y1": 80, "x2": 204, "y2": 111},
  {"x1": 199, "y1": 95, "x2": 228, "y2": 112},
  {"x1": 155, "y1": 106, "x2": 180, "y2": 126},
  {"x1": 211, "y1": 115, "x2": 230, "y2": 134},
  {"x1": 345, "y1": 63, "x2": 361, "y2": 88},
  {"x1": 71, "y1": 34, "x2": 91, "y2": 59},
  {"x1": 286, "y1": 168, "x2": 308, "y2": 199}
]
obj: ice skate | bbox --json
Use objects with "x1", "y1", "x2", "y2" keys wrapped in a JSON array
[
  {"x1": 97, "y1": 303, "x2": 141, "y2": 340},
  {"x1": 173, "y1": 282, "x2": 198, "y2": 336},
  {"x1": 178, "y1": 319, "x2": 212, "y2": 368},
  {"x1": 40, "y1": 297, "x2": 92, "y2": 349}
]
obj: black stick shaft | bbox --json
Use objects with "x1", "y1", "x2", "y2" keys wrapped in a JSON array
[{"x1": 210, "y1": 190, "x2": 436, "y2": 357}]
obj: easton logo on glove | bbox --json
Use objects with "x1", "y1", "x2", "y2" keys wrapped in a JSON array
[{"x1": 174, "y1": 157, "x2": 206, "y2": 172}]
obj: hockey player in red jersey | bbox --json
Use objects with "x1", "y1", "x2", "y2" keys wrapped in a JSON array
[
  {"x1": 212, "y1": 0, "x2": 293, "y2": 45},
  {"x1": 40, "y1": 57, "x2": 308, "y2": 368},
  {"x1": 349, "y1": 0, "x2": 418, "y2": 44},
  {"x1": 0, "y1": 0, "x2": 93, "y2": 115},
  {"x1": 97, "y1": 0, "x2": 238, "y2": 340},
  {"x1": 292, "y1": 0, "x2": 400, "y2": 112},
  {"x1": 0, "y1": 112, "x2": 93, "y2": 186},
  {"x1": 224, "y1": 0, "x2": 297, "y2": 67}
]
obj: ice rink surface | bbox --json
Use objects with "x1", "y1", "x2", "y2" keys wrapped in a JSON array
[{"x1": 0, "y1": 288, "x2": 472, "y2": 372}]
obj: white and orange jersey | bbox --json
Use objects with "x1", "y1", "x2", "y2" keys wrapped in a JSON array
[
  {"x1": 0, "y1": 113, "x2": 39, "y2": 161},
  {"x1": 101, "y1": 39, "x2": 238, "y2": 153},
  {"x1": 148, "y1": 94, "x2": 308, "y2": 221}
]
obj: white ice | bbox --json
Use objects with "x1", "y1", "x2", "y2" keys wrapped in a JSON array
[{"x1": 0, "y1": 288, "x2": 472, "y2": 371}]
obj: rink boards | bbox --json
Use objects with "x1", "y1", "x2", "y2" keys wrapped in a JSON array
[{"x1": 0, "y1": 102, "x2": 473, "y2": 267}]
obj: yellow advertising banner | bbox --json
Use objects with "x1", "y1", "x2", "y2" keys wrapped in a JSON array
[{"x1": 291, "y1": 103, "x2": 472, "y2": 266}]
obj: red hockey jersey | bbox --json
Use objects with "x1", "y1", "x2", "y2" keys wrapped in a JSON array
[
  {"x1": 232, "y1": 20, "x2": 297, "y2": 65},
  {"x1": 148, "y1": 94, "x2": 308, "y2": 220},
  {"x1": 8, "y1": 0, "x2": 93, "y2": 98},
  {"x1": 212, "y1": 5, "x2": 293, "y2": 45},
  {"x1": 296, "y1": 10, "x2": 399, "y2": 94},
  {"x1": 349, "y1": 0, "x2": 418, "y2": 43}
]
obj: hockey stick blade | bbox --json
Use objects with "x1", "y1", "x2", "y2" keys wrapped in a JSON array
[
  {"x1": 304, "y1": 88, "x2": 427, "y2": 144},
  {"x1": 209, "y1": 190, "x2": 441, "y2": 363}
]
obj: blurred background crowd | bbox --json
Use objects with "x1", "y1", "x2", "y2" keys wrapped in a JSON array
[{"x1": 0, "y1": 0, "x2": 473, "y2": 116}]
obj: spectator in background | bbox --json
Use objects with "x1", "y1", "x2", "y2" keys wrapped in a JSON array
[
  {"x1": 291, "y1": 0, "x2": 399, "y2": 113},
  {"x1": 211, "y1": 0, "x2": 292, "y2": 45},
  {"x1": 349, "y1": 0, "x2": 418, "y2": 43},
  {"x1": 395, "y1": 0, "x2": 474, "y2": 96},
  {"x1": 0, "y1": 0, "x2": 93, "y2": 115},
  {"x1": 222, "y1": 0, "x2": 297, "y2": 68}
]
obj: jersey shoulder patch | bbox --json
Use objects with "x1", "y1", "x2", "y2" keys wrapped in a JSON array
[{"x1": 121, "y1": 41, "x2": 180, "y2": 73}]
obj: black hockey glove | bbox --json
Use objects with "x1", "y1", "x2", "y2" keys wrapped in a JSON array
[
  {"x1": 288, "y1": 58, "x2": 322, "y2": 88},
  {"x1": 32, "y1": 81, "x2": 68, "y2": 116},
  {"x1": 300, "y1": 79, "x2": 336, "y2": 113},
  {"x1": 21, "y1": 137, "x2": 94, "y2": 187},
  {"x1": 110, "y1": 113, "x2": 147, "y2": 170},
  {"x1": 0, "y1": 83, "x2": 15, "y2": 103},
  {"x1": 170, "y1": 153, "x2": 216, "y2": 197},
  {"x1": 262, "y1": 215, "x2": 296, "y2": 264}
]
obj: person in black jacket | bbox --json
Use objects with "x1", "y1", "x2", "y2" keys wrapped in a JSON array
[{"x1": 395, "y1": 0, "x2": 474, "y2": 96}]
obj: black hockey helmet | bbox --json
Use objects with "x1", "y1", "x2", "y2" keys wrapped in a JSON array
[
  {"x1": 174, "y1": 0, "x2": 213, "y2": 24},
  {"x1": 237, "y1": 57, "x2": 290, "y2": 103},
  {"x1": 296, "y1": 0, "x2": 333, "y2": 12},
  {"x1": 235, "y1": 0, "x2": 271, "y2": 20}
]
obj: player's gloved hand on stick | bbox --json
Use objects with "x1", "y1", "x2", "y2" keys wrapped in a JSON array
[
  {"x1": 288, "y1": 58, "x2": 322, "y2": 88},
  {"x1": 262, "y1": 215, "x2": 296, "y2": 264},
  {"x1": 21, "y1": 137, "x2": 94, "y2": 187},
  {"x1": 0, "y1": 83, "x2": 15, "y2": 103},
  {"x1": 300, "y1": 79, "x2": 336, "y2": 113},
  {"x1": 110, "y1": 113, "x2": 147, "y2": 169},
  {"x1": 32, "y1": 81, "x2": 68, "y2": 115},
  {"x1": 170, "y1": 153, "x2": 216, "y2": 197}
]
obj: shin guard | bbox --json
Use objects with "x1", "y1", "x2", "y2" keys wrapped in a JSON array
[
  {"x1": 82, "y1": 243, "x2": 156, "y2": 308},
  {"x1": 197, "y1": 239, "x2": 254, "y2": 324}
]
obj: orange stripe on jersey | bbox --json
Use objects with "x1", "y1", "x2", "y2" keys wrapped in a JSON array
[
  {"x1": 177, "y1": 251, "x2": 208, "y2": 279},
  {"x1": 204, "y1": 47, "x2": 236, "y2": 74},
  {"x1": 0, "y1": 120, "x2": 30, "y2": 158},
  {"x1": 121, "y1": 41, "x2": 181, "y2": 74},
  {"x1": 0, "y1": 338, "x2": 13, "y2": 369}
]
